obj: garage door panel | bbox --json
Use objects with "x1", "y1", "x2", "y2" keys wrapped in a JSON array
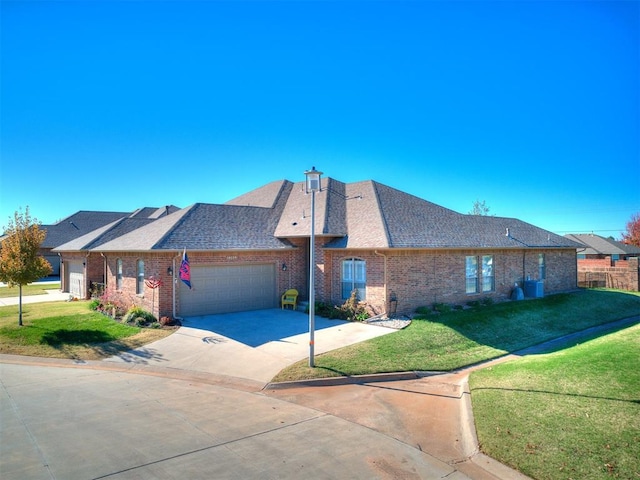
[
  {"x1": 67, "y1": 262, "x2": 84, "y2": 298},
  {"x1": 179, "y1": 264, "x2": 276, "y2": 316}
]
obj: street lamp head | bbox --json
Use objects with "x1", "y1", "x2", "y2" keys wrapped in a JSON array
[{"x1": 304, "y1": 166, "x2": 323, "y2": 194}]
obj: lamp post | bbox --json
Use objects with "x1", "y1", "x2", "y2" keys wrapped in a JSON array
[{"x1": 304, "y1": 166, "x2": 322, "y2": 368}]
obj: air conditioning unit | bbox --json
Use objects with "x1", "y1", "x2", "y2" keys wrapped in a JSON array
[{"x1": 524, "y1": 280, "x2": 544, "y2": 298}]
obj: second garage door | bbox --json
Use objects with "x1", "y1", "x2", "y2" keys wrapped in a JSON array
[
  {"x1": 179, "y1": 264, "x2": 276, "y2": 316},
  {"x1": 67, "y1": 261, "x2": 84, "y2": 299}
]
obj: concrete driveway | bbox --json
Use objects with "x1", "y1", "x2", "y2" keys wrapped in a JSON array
[{"x1": 104, "y1": 309, "x2": 397, "y2": 384}]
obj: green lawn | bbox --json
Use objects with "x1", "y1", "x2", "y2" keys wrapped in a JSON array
[
  {"x1": 0, "y1": 301, "x2": 174, "y2": 359},
  {"x1": 469, "y1": 324, "x2": 640, "y2": 480},
  {"x1": 0, "y1": 282, "x2": 61, "y2": 298},
  {"x1": 273, "y1": 289, "x2": 640, "y2": 382}
]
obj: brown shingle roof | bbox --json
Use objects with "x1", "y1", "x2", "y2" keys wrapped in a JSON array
[
  {"x1": 86, "y1": 177, "x2": 579, "y2": 253},
  {"x1": 97, "y1": 183, "x2": 295, "y2": 251},
  {"x1": 41, "y1": 211, "x2": 130, "y2": 248}
]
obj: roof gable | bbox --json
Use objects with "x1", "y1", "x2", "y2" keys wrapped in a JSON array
[{"x1": 274, "y1": 177, "x2": 347, "y2": 238}]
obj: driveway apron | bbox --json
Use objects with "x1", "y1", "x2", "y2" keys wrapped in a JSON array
[{"x1": 103, "y1": 309, "x2": 397, "y2": 384}]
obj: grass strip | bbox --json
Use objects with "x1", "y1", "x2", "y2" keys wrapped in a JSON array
[
  {"x1": 0, "y1": 282, "x2": 61, "y2": 298},
  {"x1": 469, "y1": 324, "x2": 640, "y2": 480},
  {"x1": 0, "y1": 301, "x2": 174, "y2": 360},
  {"x1": 273, "y1": 289, "x2": 640, "y2": 382}
]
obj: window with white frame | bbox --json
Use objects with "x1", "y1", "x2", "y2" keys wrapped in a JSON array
[
  {"x1": 466, "y1": 255, "x2": 494, "y2": 294},
  {"x1": 538, "y1": 253, "x2": 546, "y2": 281},
  {"x1": 136, "y1": 259, "x2": 144, "y2": 295},
  {"x1": 465, "y1": 256, "x2": 478, "y2": 294},
  {"x1": 481, "y1": 255, "x2": 494, "y2": 292},
  {"x1": 342, "y1": 258, "x2": 366, "y2": 300},
  {"x1": 116, "y1": 258, "x2": 123, "y2": 290}
]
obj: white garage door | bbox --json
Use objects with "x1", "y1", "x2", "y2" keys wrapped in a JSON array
[
  {"x1": 67, "y1": 261, "x2": 84, "y2": 299},
  {"x1": 179, "y1": 264, "x2": 276, "y2": 316}
]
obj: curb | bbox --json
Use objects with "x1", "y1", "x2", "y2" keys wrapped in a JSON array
[
  {"x1": 264, "y1": 370, "x2": 424, "y2": 390},
  {"x1": 264, "y1": 369, "x2": 457, "y2": 390}
]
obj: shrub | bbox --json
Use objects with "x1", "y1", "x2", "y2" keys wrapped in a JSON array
[
  {"x1": 433, "y1": 302, "x2": 452, "y2": 313},
  {"x1": 336, "y1": 290, "x2": 370, "y2": 321},
  {"x1": 92, "y1": 289, "x2": 129, "y2": 319},
  {"x1": 309, "y1": 291, "x2": 371, "y2": 322},
  {"x1": 314, "y1": 302, "x2": 335, "y2": 318},
  {"x1": 466, "y1": 300, "x2": 481, "y2": 308},
  {"x1": 123, "y1": 306, "x2": 156, "y2": 326},
  {"x1": 415, "y1": 306, "x2": 431, "y2": 315},
  {"x1": 481, "y1": 297, "x2": 494, "y2": 306}
]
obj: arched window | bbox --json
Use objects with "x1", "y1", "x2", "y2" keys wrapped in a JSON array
[
  {"x1": 116, "y1": 258, "x2": 123, "y2": 290},
  {"x1": 342, "y1": 258, "x2": 366, "y2": 300},
  {"x1": 136, "y1": 259, "x2": 145, "y2": 295}
]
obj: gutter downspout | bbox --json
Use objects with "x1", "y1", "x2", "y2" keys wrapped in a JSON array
[
  {"x1": 172, "y1": 252, "x2": 184, "y2": 321},
  {"x1": 374, "y1": 250, "x2": 388, "y2": 316},
  {"x1": 100, "y1": 252, "x2": 107, "y2": 292},
  {"x1": 57, "y1": 253, "x2": 63, "y2": 291},
  {"x1": 84, "y1": 252, "x2": 91, "y2": 299}
]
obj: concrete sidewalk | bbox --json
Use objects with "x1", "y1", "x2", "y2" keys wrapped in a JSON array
[{"x1": 0, "y1": 289, "x2": 71, "y2": 306}]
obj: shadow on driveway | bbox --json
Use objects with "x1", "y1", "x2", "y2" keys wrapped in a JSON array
[{"x1": 181, "y1": 308, "x2": 348, "y2": 347}]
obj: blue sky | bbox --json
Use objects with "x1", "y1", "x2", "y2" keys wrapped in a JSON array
[{"x1": 1, "y1": 0, "x2": 638, "y2": 237}]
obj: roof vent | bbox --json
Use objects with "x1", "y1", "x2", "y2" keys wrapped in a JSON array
[{"x1": 505, "y1": 227, "x2": 510, "y2": 237}]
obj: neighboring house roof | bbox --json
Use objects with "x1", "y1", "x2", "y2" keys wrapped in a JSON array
[
  {"x1": 41, "y1": 211, "x2": 131, "y2": 248},
  {"x1": 53, "y1": 218, "x2": 158, "y2": 252},
  {"x1": 44, "y1": 207, "x2": 181, "y2": 250},
  {"x1": 564, "y1": 233, "x2": 640, "y2": 256},
  {"x1": 82, "y1": 177, "x2": 580, "y2": 253}
]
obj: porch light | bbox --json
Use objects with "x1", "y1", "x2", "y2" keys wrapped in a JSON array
[{"x1": 304, "y1": 166, "x2": 323, "y2": 368}]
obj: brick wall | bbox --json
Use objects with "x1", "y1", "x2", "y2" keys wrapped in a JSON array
[
  {"x1": 101, "y1": 249, "x2": 309, "y2": 319},
  {"x1": 577, "y1": 256, "x2": 639, "y2": 291},
  {"x1": 325, "y1": 248, "x2": 578, "y2": 315},
  {"x1": 67, "y1": 245, "x2": 581, "y2": 318}
]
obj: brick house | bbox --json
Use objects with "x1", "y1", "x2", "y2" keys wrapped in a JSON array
[
  {"x1": 53, "y1": 207, "x2": 179, "y2": 298},
  {"x1": 565, "y1": 233, "x2": 640, "y2": 291},
  {"x1": 55, "y1": 177, "x2": 581, "y2": 319},
  {"x1": 38, "y1": 210, "x2": 132, "y2": 277}
]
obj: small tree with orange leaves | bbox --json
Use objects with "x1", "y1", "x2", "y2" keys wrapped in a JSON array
[{"x1": 0, "y1": 207, "x2": 52, "y2": 325}]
